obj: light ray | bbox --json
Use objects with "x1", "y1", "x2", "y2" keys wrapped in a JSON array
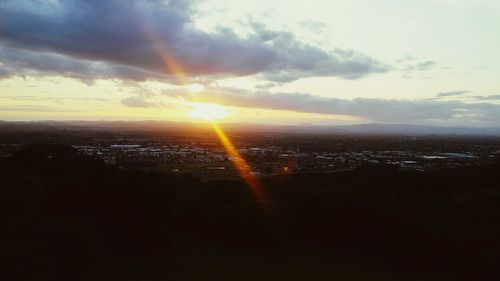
[
  {"x1": 142, "y1": 25, "x2": 189, "y2": 85},
  {"x1": 143, "y1": 25, "x2": 271, "y2": 211},
  {"x1": 211, "y1": 122, "x2": 271, "y2": 209}
]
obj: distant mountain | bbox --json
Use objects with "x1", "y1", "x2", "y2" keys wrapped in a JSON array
[
  {"x1": 222, "y1": 122, "x2": 500, "y2": 136},
  {"x1": 1, "y1": 120, "x2": 500, "y2": 136},
  {"x1": 331, "y1": 123, "x2": 500, "y2": 136}
]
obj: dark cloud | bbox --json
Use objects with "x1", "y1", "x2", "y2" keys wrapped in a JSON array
[
  {"x1": 0, "y1": 0, "x2": 386, "y2": 82},
  {"x1": 0, "y1": 46, "x2": 170, "y2": 82},
  {"x1": 436, "y1": 90, "x2": 470, "y2": 97},
  {"x1": 162, "y1": 87, "x2": 500, "y2": 124}
]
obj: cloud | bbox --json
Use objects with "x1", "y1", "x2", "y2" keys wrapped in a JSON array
[
  {"x1": 162, "y1": 86, "x2": 500, "y2": 124},
  {"x1": 0, "y1": 46, "x2": 170, "y2": 82},
  {"x1": 0, "y1": 95, "x2": 109, "y2": 102},
  {"x1": 436, "y1": 90, "x2": 470, "y2": 97},
  {"x1": 396, "y1": 55, "x2": 437, "y2": 78},
  {"x1": 470, "y1": 95, "x2": 500, "y2": 101},
  {"x1": 255, "y1": 82, "x2": 279, "y2": 90},
  {"x1": 0, "y1": 0, "x2": 386, "y2": 82},
  {"x1": 121, "y1": 96, "x2": 167, "y2": 108},
  {"x1": 0, "y1": 105, "x2": 82, "y2": 112},
  {"x1": 434, "y1": 91, "x2": 500, "y2": 102},
  {"x1": 415, "y1": 60, "x2": 436, "y2": 71},
  {"x1": 299, "y1": 20, "x2": 328, "y2": 33}
]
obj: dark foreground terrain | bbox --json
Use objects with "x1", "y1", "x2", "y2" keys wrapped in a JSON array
[{"x1": 2, "y1": 144, "x2": 500, "y2": 280}]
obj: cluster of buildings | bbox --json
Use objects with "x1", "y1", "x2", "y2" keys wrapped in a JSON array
[
  {"x1": 72, "y1": 143, "x2": 499, "y2": 177},
  {"x1": 73, "y1": 144, "x2": 228, "y2": 166}
]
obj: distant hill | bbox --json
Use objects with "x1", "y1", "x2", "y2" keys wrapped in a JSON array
[
  {"x1": 330, "y1": 123, "x2": 500, "y2": 136},
  {"x1": 1, "y1": 120, "x2": 500, "y2": 136}
]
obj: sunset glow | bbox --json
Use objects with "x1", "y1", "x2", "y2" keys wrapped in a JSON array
[
  {"x1": 2, "y1": 0, "x2": 499, "y2": 126},
  {"x1": 3, "y1": 2, "x2": 500, "y2": 278},
  {"x1": 189, "y1": 103, "x2": 230, "y2": 120}
]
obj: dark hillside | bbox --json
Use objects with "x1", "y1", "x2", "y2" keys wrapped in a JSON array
[{"x1": 2, "y1": 145, "x2": 499, "y2": 280}]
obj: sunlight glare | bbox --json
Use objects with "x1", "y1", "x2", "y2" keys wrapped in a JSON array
[{"x1": 189, "y1": 103, "x2": 230, "y2": 120}]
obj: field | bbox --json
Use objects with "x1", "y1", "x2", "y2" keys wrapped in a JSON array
[{"x1": 146, "y1": 161, "x2": 241, "y2": 181}]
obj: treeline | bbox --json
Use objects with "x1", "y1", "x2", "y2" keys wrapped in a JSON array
[{"x1": 2, "y1": 145, "x2": 500, "y2": 280}]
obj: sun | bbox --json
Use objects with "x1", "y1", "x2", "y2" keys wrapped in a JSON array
[{"x1": 189, "y1": 103, "x2": 230, "y2": 120}]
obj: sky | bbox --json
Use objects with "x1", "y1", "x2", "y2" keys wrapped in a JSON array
[{"x1": 0, "y1": 0, "x2": 499, "y2": 126}]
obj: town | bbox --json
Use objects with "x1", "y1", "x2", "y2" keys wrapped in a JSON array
[
  {"x1": 72, "y1": 141, "x2": 499, "y2": 179},
  {"x1": 2, "y1": 123, "x2": 500, "y2": 180}
]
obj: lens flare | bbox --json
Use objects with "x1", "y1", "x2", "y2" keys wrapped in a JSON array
[
  {"x1": 142, "y1": 25, "x2": 189, "y2": 85},
  {"x1": 143, "y1": 24, "x2": 271, "y2": 211},
  {"x1": 211, "y1": 122, "x2": 270, "y2": 209}
]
